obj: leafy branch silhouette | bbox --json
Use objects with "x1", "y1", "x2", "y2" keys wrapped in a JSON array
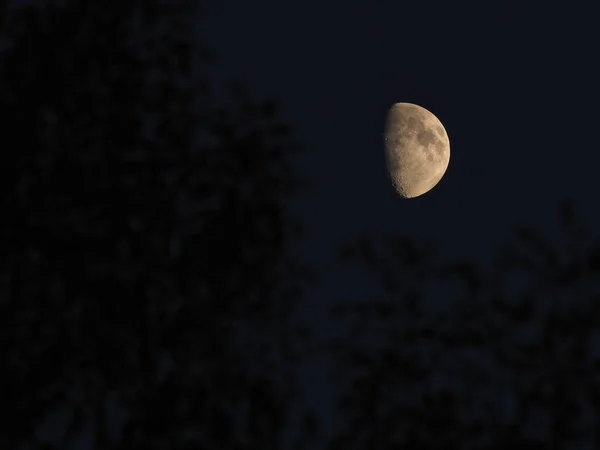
[
  {"x1": 326, "y1": 200, "x2": 600, "y2": 449},
  {"x1": 0, "y1": 1, "x2": 314, "y2": 449}
]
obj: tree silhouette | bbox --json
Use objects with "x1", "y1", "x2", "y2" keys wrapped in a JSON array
[
  {"x1": 326, "y1": 200, "x2": 600, "y2": 449},
  {"x1": 0, "y1": 1, "x2": 314, "y2": 449}
]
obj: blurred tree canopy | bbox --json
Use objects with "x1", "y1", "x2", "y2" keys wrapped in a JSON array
[
  {"x1": 3, "y1": 1, "x2": 600, "y2": 450},
  {"x1": 326, "y1": 201, "x2": 600, "y2": 449},
  {"x1": 0, "y1": 1, "x2": 314, "y2": 449}
]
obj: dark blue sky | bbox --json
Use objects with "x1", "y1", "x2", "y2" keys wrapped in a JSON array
[
  {"x1": 200, "y1": 1, "x2": 600, "y2": 444},
  {"x1": 203, "y1": 1, "x2": 600, "y2": 262}
]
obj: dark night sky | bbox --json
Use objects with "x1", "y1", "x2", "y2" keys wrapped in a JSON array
[
  {"x1": 199, "y1": 1, "x2": 600, "y2": 444},
  {"x1": 202, "y1": 1, "x2": 600, "y2": 264},
  {"x1": 21, "y1": 1, "x2": 599, "y2": 448}
]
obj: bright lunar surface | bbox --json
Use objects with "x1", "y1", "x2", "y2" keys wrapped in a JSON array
[{"x1": 384, "y1": 102, "x2": 450, "y2": 198}]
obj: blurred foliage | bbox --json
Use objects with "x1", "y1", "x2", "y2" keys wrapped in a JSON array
[
  {"x1": 327, "y1": 200, "x2": 600, "y2": 449},
  {"x1": 0, "y1": 1, "x2": 315, "y2": 449}
]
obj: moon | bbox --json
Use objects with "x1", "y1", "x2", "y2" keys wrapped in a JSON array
[{"x1": 384, "y1": 102, "x2": 450, "y2": 198}]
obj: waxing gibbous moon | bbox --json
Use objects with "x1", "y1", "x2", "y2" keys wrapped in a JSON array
[{"x1": 384, "y1": 102, "x2": 450, "y2": 199}]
